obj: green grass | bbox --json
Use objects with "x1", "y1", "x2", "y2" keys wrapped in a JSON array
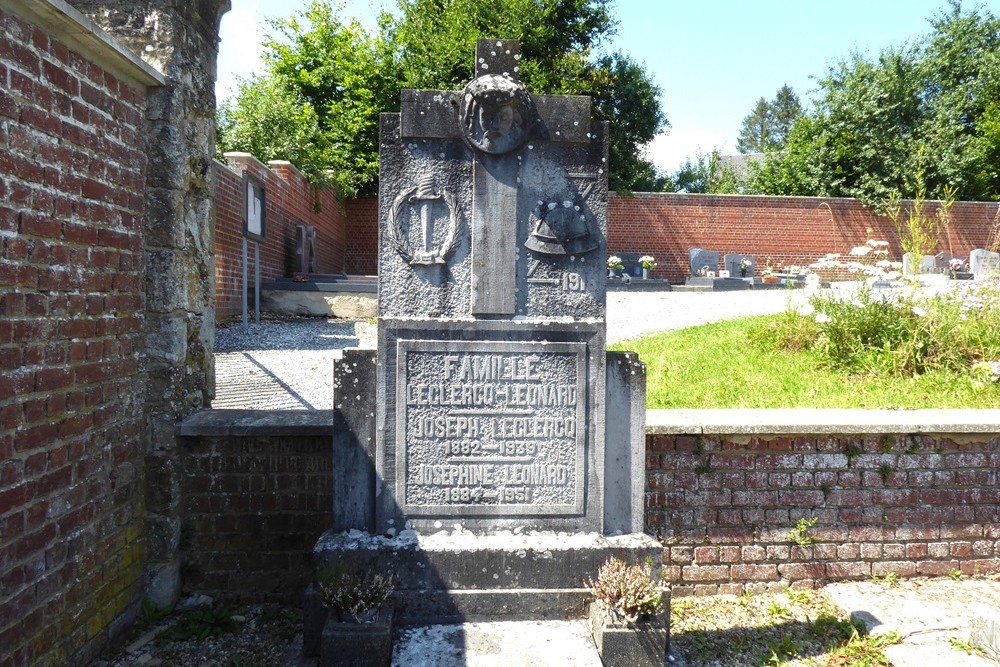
[{"x1": 610, "y1": 315, "x2": 1000, "y2": 409}]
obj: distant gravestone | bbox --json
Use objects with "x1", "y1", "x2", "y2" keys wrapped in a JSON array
[
  {"x1": 933, "y1": 252, "x2": 953, "y2": 272},
  {"x1": 308, "y1": 41, "x2": 659, "y2": 643},
  {"x1": 723, "y1": 253, "x2": 756, "y2": 278},
  {"x1": 903, "y1": 253, "x2": 936, "y2": 276},
  {"x1": 688, "y1": 247, "x2": 719, "y2": 276},
  {"x1": 970, "y1": 249, "x2": 1000, "y2": 280}
]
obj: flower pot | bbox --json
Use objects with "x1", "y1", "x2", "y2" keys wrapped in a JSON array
[
  {"x1": 762, "y1": 275, "x2": 779, "y2": 284},
  {"x1": 320, "y1": 605, "x2": 393, "y2": 667},
  {"x1": 642, "y1": 268, "x2": 650, "y2": 279},
  {"x1": 588, "y1": 599, "x2": 669, "y2": 667},
  {"x1": 740, "y1": 268, "x2": 747, "y2": 278}
]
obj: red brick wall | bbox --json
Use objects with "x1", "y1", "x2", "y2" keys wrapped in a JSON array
[
  {"x1": 340, "y1": 193, "x2": 998, "y2": 280},
  {"x1": 610, "y1": 193, "x2": 997, "y2": 281},
  {"x1": 179, "y1": 432, "x2": 333, "y2": 601},
  {"x1": 0, "y1": 7, "x2": 148, "y2": 666},
  {"x1": 344, "y1": 196, "x2": 378, "y2": 275},
  {"x1": 647, "y1": 433, "x2": 1000, "y2": 596},
  {"x1": 214, "y1": 155, "x2": 346, "y2": 320}
]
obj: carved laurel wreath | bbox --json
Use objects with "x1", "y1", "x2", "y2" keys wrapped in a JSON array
[{"x1": 387, "y1": 184, "x2": 462, "y2": 266}]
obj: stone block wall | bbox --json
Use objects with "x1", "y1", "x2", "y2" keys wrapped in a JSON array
[
  {"x1": 339, "y1": 193, "x2": 998, "y2": 280},
  {"x1": 0, "y1": 3, "x2": 162, "y2": 665},
  {"x1": 646, "y1": 431, "x2": 1000, "y2": 597},
  {"x1": 214, "y1": 154, "x2": 347, "y2": 320}
]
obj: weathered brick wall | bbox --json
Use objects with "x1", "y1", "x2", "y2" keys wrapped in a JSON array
[
  {"x1": 339, "y1": 193, "x2": 998, "y2": 279},
  {"x1": 177, "y1": 413, "x2": 334, "y2": 601},
  {"x1": 344, "y1": 195, "x2": 378, "y2": 275},
  {"x1": 214, "y1": 154, "x2": 347, "y2": 320},
  {"x1": 647, "y1": 432, "x2": 1000, "y2": 596},
  {"x1": 610, "y1": 193, "x2": 997, "y2": 281},
  {"x1": 0, "y1": 3, "x2": 159, "y2": 665}
]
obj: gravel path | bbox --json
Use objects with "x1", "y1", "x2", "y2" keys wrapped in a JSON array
[{"x1": 212, "y1": 289, "x2": 814, "y2": 411}]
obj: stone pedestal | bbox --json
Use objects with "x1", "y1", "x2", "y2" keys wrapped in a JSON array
[
  {"x1": 588, "y1": 599, "x2": 669, "y2": 667},
  {"x1": 308, "y1": 38, "x2": 665, "y2": 657}
]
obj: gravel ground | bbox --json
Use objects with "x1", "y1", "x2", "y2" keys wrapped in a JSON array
[{"x1": 212, "y1": 289, "x2": 816, "y2": 410}]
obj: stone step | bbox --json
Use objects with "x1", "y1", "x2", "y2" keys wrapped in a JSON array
[{"x1": 313, "y1": 530, "x2": 661, "y2": 593}]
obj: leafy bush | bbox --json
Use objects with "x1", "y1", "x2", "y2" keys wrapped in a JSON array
[
  {"x1": 318, "y1": 564, "x2": 395, "y2": 623},
  {"x1": 798, "y1": 280, "x2": 1000, "y2": 377},
  {"x1": 590, "y1": 557, "x2": 662, "y2": 622}
]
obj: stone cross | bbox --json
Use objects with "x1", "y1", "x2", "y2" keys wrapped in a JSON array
[{"x1": 398, "y1": 39, "x2": 594, "y2": 315}]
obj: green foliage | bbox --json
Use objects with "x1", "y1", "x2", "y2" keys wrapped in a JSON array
[
  {"x1": 949, "y1": 568, "x2": 963, "y2": 582},
  {"x1": 871, "y1": 571, "x2": 899, "y2": 587},
  {"x1": 590, "y1": 557, "x2": 662, "y2": 621},
  {"x1": 736, "y1": 84, "x2": 802, "y2": 154},
  {"x1": 159, "y1": 604, "x2": 241, "y2": 642},
  {"x1": 827, "y1": 629, "x2": 902, "y2": 666},
  {"x1": 746, "y1": 1, "x2": 1000, "y2": 203},
  {"x1": 217, "y1": 0, "x2": 667, "y2": 195},
  {"x1": 878, "y1": 463, "x2": 894, "y2": 484},
  {"x1": 670, "y1": 150, "x2": 743, "y2": 194},
  {"x1": 610, "y1": 310, "x2": 1000, "y2": 409},
  {"x1": 950, "y1": 637, "x2": 988, "y2": 656},
  {"x1": 884, "y1": 153, "x2": 957, "y2": 269},
  {"x1": 785, "y1": 517, "x2": 819, "y2": 547},
  {"x1": 317, "y1": 564, "x2": 395, "y2": 622}
]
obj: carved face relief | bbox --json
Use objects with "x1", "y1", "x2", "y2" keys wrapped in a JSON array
[{"x1": 460, "y1": 74, "x2": 533, "y2": 154}]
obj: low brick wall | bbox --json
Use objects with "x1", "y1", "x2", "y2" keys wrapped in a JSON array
[
  {"x1": 174, "y1": 408, "x2": 1000, "y2": 602},
  {"x1": 647, "y1": 410, "x2": 1000, "y2": 596},
  {"x1": 177, "y1": 411, "x2": 335, "y2": 601}
]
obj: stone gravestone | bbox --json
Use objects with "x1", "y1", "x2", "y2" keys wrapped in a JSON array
[
  {"x1": 970, "y1": 248, "x2": 1000, "y2": 280},
  {"x1": 933, "y1": 251, "x2": 953, "y2": 272},
  {"x1": 688, "y1": 247, "x2": 719, "y2": 276},
  {"x1": 306, "y1": 40, "x2": 660, "y2": 653},
  {"x1": 724, "y1": 253, "x2": 756, "y2": 278}
]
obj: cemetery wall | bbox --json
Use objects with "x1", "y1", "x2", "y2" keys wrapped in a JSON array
[
  {"x1": 214, "y1": 154, "x2": 347, "y2": 320},
  {"x1": 338, "y1": 194, "x2": 997, "y2": 279},
  {"x1": 173, "y1": 415, "x2": 1000, "y2": 601},
  {"x1": 0, "y1": 2, "x2": 164, "y2": 665},
  {"x1": 610, "y1": 193, "x2": 996, "y2": 281},
  {"x1": 647, "y1": 431, "x2": 1000, "y2": 596},
  {"x1": 177, "y1": 416, "x2": 334, "y2": 600}
]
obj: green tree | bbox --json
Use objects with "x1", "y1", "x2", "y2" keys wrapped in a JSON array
[
  {"x1": 748, "y1": 1, "x2": 1000, "y2": 203},
  {"x1": 736, "y1": 85, "x2": 802, "y2": 154},
  {"x1": 736, "y1": 97, "x2": 774, "y2": 154},
  {"x1": 670, "y1": 150, "x2": 741, "y2": 194},
  {"x1": 217, "y1": 0, "x2": 667, "y2": 195}
]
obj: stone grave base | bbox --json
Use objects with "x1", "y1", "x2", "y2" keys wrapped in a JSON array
[
  {"x1": 680, "y1": 276, "x2": 752, "y2": 292},
  {"x1": 305, "y1": 530, "x2": 663, "y2": 633},
  {"x1": 260, "y1": 274, "x2": 377, "y2": 318}
]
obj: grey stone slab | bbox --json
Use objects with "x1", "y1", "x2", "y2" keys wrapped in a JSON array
[
  {"x1": 971, "y1": 605, "x2": 1000, "y2": 661},
  {"x1": 392, "y1": 620, "x2": 605, "y2": 667},
  {"x1": 723, "y1": 253, "x2": 756, "y2": 277},
  {"x1": 688, "y1": 247, "x2": 719, "y2": 276},
  {"x1": 375, "y1": 319, "x2": 607, "y2": 534},
  {"x1": 177, "y1": 409, "x2": 335, "y2": 437},
  {"x1": 933, "y1": 251, "x2": 953, "y2": 270},
  {"x1": 471, "y1": 154, "x2": 518, "y2": 314},
  {"x1": 333, "y1": 349, "x2": 378, "y2": 532},
  {"x1": 604, "y1": 352, "x2": 646, "y2": 535},
  {"x1": 683, "y1": 276, "x2": 750, "y2": 291},
  {"x1": 970, "y1": 248, "x2": 1000, "y2": 280},
  {"x1": 312, "y1": 530, "x2": 662, "y2": 624}
]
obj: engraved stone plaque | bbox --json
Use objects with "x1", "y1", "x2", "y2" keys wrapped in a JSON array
[{"x1": 396, "y1": 340, "x2": 586, "y2": 516}]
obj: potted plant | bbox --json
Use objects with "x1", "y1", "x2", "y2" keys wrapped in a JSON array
[
  {"x1": 588, "y1": 557, "x2": 668, "y2": 667},
  {"x1": 639, "y1": 255, "x2": 656, "y2": 279},
  {"x1": 607, "y1": 255, "x2": 624, "y2": 278},
  {"x1": 316, "y1": 563, "x2": 395, "y2": 667}
]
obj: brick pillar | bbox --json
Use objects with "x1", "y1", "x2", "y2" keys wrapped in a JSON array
[{"x1": 69, "y1": 0, "x2": 231, "y2": 606}]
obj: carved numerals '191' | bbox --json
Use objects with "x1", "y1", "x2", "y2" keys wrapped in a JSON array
[{"x1": 562, "y1": 272, "x2": 585, "y2": 292}]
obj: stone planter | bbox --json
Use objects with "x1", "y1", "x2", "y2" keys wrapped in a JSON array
[
  {"x1": 762, "y1": 274, "x2": 779, "y2": 284},
  {"x1": 588, "y1": 599, "x2": 668, "y2": 667},
  {"x1": 320, "y1": 605, "x2": 394, "y2": 667}
]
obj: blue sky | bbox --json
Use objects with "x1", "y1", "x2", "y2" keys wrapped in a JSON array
[{"x1": 216, "y1": 0, "x2": 995, "y2": 172}]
